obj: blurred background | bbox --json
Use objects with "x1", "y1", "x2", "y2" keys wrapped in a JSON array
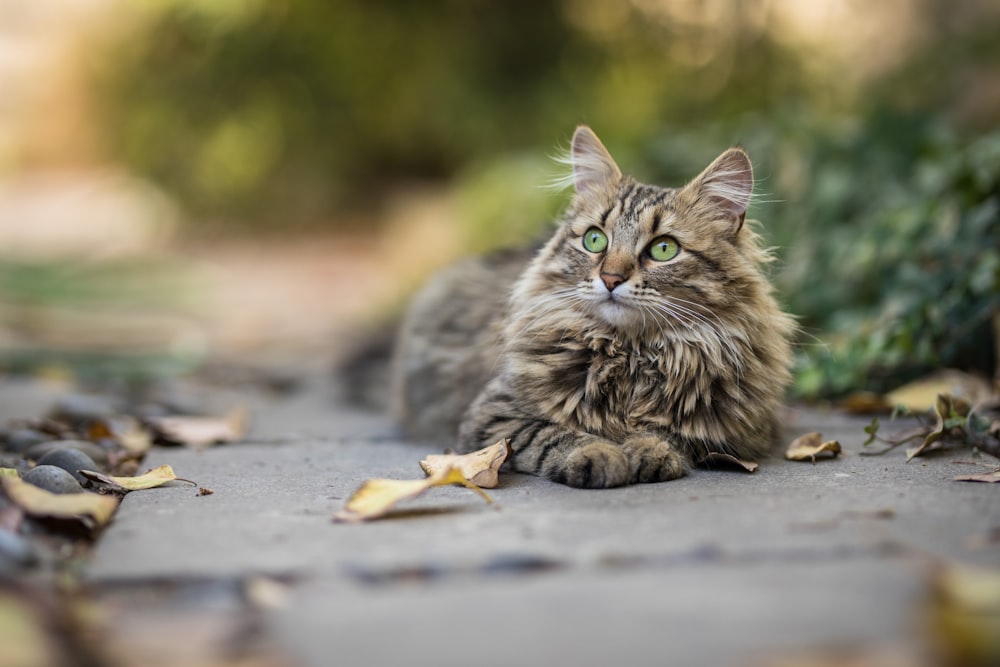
[{"x1": 0, "y1": 0, "x2": 997, "y2": 399}]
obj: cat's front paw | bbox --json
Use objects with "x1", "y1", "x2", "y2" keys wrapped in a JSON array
[
  {"x1": 621, "y1": 434, "x2": 687, "y2": 483},
  {"x1": 556, "y1": 441, "x2": 631, "y2": 489}
]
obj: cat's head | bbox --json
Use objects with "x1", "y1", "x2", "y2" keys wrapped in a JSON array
[{"x1": 516, "y1": 125, "x2": 770, "y2": 338}]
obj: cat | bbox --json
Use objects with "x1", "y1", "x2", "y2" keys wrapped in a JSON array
[{"x1": 391, "y1": 125, "x2": 794, "y2": 488}]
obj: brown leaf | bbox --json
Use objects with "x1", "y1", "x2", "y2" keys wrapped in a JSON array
[
  {"x1": 785, "y1": 432, "x2": 842, "y2": 463},
  {"x1": 885, "y1": 370, "x2": 992, "y2": 413},
  {"x1": 146, "y1": 408, "x2": 248, "y2": 449},
  {"x1": 1, "y1": 475, "x2": 119, "y2": 529},
  {"x1": 698, "y1": 452, "x2": 759, "y2": 473},
  {"x1": 419, "y1": 439, "x2": 511, "y2": 488},
  {"x1": 839, "y1": 391, "x2": 891, "y2": 414},
  {"x1": 953, "y1": 469, "x2": 1000, "y2": 483},
  {"x1": 906, "y1": 394, "x2": 971, "y2": 462},
  {"x1": 79, "y1": 464, "x2": 195, "y2": 492},
  {"x1": 333, "y1": 466, "x2": 492, "y2": 523}
]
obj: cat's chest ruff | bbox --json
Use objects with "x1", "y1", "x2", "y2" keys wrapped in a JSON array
[{"x1": 528, "y1": 335, "x2": 699, "y2": 437}]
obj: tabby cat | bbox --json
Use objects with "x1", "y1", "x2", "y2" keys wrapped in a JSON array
[{"x1": 392, "y1": 126, "x2": 794, "y2": 488}]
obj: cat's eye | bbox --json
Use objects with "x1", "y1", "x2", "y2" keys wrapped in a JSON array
[
  {"x1": 648, "y1": 236, "x2": 680, "y2": 262},
  {"x1": 582, "y1": 227, "x2": 608, "y2": 253}
]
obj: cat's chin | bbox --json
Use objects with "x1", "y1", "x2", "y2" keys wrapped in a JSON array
[{"x1": 593, "y1": 299, "x2": 640, "y2": 328}]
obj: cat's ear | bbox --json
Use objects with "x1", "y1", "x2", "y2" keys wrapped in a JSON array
[
  {"x1": 571, "y1": 125, "x2": 622, "y2": 196},
  {"x1": 689, "y1": 147, "x2": 754, "y2": 234}
]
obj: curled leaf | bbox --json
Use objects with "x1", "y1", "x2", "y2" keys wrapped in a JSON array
[
  {"x1": 697, "y1": 452, "x2": 759, "y2": 473},
  {"x1": 785, "y1": 432, "x2": 842, "y2": 463},
  {"x1": 1, "y1": 476, "x2": 119, "y2": 529},
  {"x1": 419, "y1": 439, "x2": 511, "y2": 488},
  {"x1": 79, "y1": 464, "x2": 195, "y2": 492},
  {"x1": 334, "y1": 466, "x2": 492, "y2": 524},
  {"x1": 954, "y1": 469, "x2": 1000, "y2": 483},
  {"x1": 146, "y1": 408, "x2": 248, "y2": 449},
  {"x1": 907, "y1": 394, "x2": 971, "y2": 462}
]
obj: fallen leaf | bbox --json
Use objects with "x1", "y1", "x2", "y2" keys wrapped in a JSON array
[
  {"x1": 78, "y1": 464, "x2": 195, "y2": 492},
  {"x1": 0, "y1": 468, "x2": 19, "y2": 479},
  {"x1": 89, "y1": 416, "x2": 153, "y2": 456},
  {"x1": 925, "y1": 562, "x2": 1000, "y2": 666},
  {"x1": 885, "y1": 370, "x2": 991, "y2": 413},
  {"x1": 697, "y1": 452, "x2": 759, "y2": 473},
  {"x1": 840, "y1": 391, "x2": 890, "y2": 414},
  {"x1": 906, "y1": 394, "x2": 971, "y2": 462},
  {"x1": 419, "y1": 439, "x2": 511, "y2": 488},
  {"x1": 334, "y1": 466, "x2": 492, "y2": 523},
  {"x1": 198, "y1": 487, "x2": 214, "y2": 496},
  {"x1": 146, "y1": 408, "x2": 248, "y2": 449},
  {"x1": 785, "y1": 432, "x2": 842, "y2": 463},
  {"x1": 1, "y1": 476, "x2": 119, "y2": 529},
  {"x1": 954, "y1": 469, "x2": 1000, "y2": 483}
]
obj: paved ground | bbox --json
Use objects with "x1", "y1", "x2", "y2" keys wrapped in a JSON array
[{"x1": 4, "y1": 374, "x2": 999, "y2": 667}]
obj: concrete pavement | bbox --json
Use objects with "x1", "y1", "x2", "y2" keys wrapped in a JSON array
[{"x1": 71, "y1": 376, "x2": 1000, "y2": 667}]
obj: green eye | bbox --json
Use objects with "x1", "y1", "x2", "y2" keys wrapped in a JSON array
[
  {"x1": 648, "y1": 236, "x2": 680, "y2": 261},
  {"x1": 582, "y1": 228, "x2": 608, "y2": 253}
]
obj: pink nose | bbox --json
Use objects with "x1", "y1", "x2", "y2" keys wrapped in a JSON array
[{"x1": 600, "y1": 272, "x2": 625, "y2": 292}]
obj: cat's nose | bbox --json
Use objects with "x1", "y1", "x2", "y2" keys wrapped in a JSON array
[{"x1": 600, "y1": 272, "x2": 626, "y2": 292}]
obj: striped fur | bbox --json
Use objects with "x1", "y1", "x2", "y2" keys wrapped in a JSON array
[{"x1": 393, "y1": 126, "x2": 794, "y2": 488}]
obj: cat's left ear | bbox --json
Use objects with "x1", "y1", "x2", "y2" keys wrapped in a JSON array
[
  {"x1": 689, "y1": 147, "x2": 754, "y2": 234},
  {"x1": 570, "y1": 125, "x2": 622, "y2": 196}
]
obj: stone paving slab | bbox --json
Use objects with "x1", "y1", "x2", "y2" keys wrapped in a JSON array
[{"x1": 83, "y1": 398, "x2": 1000, "y2": 667}]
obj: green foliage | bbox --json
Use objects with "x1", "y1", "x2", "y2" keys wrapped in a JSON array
[{"x1": 95, "y1": 0, "x2": 814, "y2": 228}]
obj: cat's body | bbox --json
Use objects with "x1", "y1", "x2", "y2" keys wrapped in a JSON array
[{"x1": 392, "y1": 126, "x2": 794, "y2": 488}]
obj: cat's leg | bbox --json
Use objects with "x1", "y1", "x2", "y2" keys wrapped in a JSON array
[
  {"x1": 620, "y1": 434, "x2": 687, "y2": 483},
  {"x1": 457, "y1": 381, "x2": 628, "y2": 488}
]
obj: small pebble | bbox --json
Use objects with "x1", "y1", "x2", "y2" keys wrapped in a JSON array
[
  {"x1": 36, "y1": 449, "x2": 99, "y2": 485},
  {"x1": 2, "y1": 428, "x2": 50, "y2": 454},
  {"x1": 21, "y1": 465, "x2": 85, "y2": 494},
  {"x1": 25, "y1": 440, "x2": 109, "y2": 466}
]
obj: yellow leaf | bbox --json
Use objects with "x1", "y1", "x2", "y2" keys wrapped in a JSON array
[
  {"x1": 785, "y1": 432, "x2": 842, "y2": 463},
  {"x1": 147, "y1": 407, "x2": 248, "y2": 449},
  {"x1": 885, "y1": 370, "x2": 991, "y2": 413},
  {"x1": 1, "y1": 476, "x2": 119, "y2": 529},
  {"x1": 697, "y1": 452, "x2": 759, "y2": 473},
  {"x1": 0, "y1": 468, "x2": 19, "y2": 479},
  {"x1": 419, "y1": 439, "x2": 511, "y2": 488},
  {"x1": 79, "y1": 464, "x2": 193, "y2": 492},
  {"x1": 334, "y1": 466, "x2": 492, "y2": 523}
]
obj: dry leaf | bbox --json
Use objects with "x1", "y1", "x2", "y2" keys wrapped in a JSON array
[
  {"x1": 885, "y1": 371, "x2": 991, "y2": 413},
  {"x1": 785, "y1": 432, "x2": 842, "y2": 463},
  {"x1": 146, "y1": 408, "x2": 248, "y2": 448},
  {"x1": 79, "y1": 464, "x2": 194, "y2": 492},
  {"x1": 0, "y1": 468, "x2": 19, "y2": 479},
  {"x1": 839, "y1": 391, "x2": 891, "y2": 414},
  {"x1": 925, "y1": 562, "x2": 1000, "y2": 666},
  {"x1": 906, "y1": 394, "x2": 971, "y2": 462},
  {"x1": 90, "y1": 416, "x2": 154, "y2": 456},
  {"x1": 334, "y1": 466, "x2": 492, "y2": 523},
  {"x1": 419, "y1": 439, "x2": 511, "y2": 488},
  {"x1": 698, "y1": 452, "x2": 759, "y2": 473},
  {"x1": 954, "y1": 469, "x2": 1000, "y2": 483},
  {"x1": 1, "y1": 476, "x2": 119, "y2": 529}
]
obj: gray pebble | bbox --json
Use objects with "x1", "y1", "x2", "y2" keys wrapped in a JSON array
[
  {"x1": 37, "y1": 448, "x2": 99, "y2": 485},
  {"x1": 2, "y1": 428, "x2": 50, "y2": 454},
  {"x1": 22, "y1": 465, "x2": 85, "y2": 494},
  {"x1": 25, "y1": 440, "x2": 109, "y2": 466},
  {"x1": 49, "y1": 394, "x2": 120, "y2": 427}
]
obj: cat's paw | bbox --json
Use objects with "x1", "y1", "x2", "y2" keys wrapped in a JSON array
[
  {"x1": 621, "y1": 434, "x2": 687, "y2": 483},
  {"x1": 556, "y1": 441, "x2": 631, "y2": 489}
]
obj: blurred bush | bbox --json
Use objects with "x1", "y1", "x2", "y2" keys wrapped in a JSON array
[{"x1": 92, "y1": 0, "x2": 1000, "y2": 396}]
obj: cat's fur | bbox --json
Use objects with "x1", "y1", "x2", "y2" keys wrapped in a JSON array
[{"x1": 392, "y1": 126, "x2": 794, "y2": 488}]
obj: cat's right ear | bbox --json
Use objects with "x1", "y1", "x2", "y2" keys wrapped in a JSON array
[{"x1": 571, "y1": 126, "x2": 622, "y2": 196}]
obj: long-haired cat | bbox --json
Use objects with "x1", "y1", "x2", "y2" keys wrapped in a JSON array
[{"x1": 392, "y1": 126, "x2": 794, "y2": 488}]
